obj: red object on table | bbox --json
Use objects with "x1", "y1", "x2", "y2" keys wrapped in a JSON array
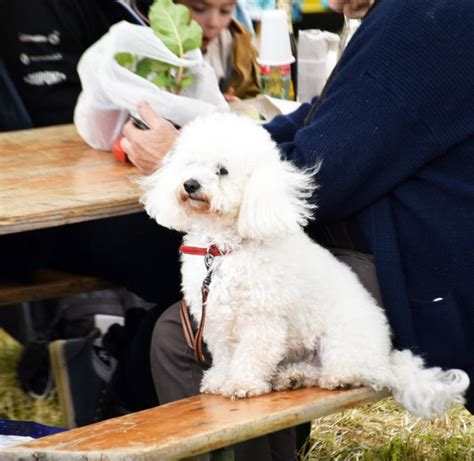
[{"x1": 113, "y1": 138, "x2": 130, "y2": 163}]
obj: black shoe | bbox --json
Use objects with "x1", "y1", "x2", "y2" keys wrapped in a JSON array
[{"x1": 48, "y1": 334, "x2": 118, "y2": 428}]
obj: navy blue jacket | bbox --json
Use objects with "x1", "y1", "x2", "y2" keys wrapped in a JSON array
[{"x1": 265, "y1": 0, "x2": 473, "y2": 410}]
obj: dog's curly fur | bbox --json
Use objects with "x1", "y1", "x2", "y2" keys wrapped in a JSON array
[{"x1": 141, "y1": 112, "x2": 469, "y2": 417}]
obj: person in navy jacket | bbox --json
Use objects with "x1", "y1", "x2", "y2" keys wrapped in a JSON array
[{"x1": 265, "y1": 0, "x2": 474, "y2": 411}]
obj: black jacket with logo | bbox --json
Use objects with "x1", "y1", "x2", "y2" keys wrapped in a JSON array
[{"x1": 1, "y1": 0, "x2": 127, "y2": 127}]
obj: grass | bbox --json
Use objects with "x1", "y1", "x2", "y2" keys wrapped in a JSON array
[
  {"x1": 0, "y1": 329, "x2": 62, "y2": 428},
  {"x1": 304, "y1": 398, "x2": 473, "y2": 460},
  {"x1": 1, "y1": 328, "x2": 473, "y2": 459}
]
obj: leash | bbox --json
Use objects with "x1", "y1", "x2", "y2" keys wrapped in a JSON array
[{"x1": 179, "y1": 244, "x2": 229, "y2": 363}]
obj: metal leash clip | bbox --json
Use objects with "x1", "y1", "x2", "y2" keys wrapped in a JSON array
[{"x1": 204, "y1": 252, "x2": 214, "y2": 270}]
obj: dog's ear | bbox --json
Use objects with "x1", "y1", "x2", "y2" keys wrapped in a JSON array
[
  {"x1": 237, "y1": 160, "x2": 319, "y2": 240},
  {"x1": 138, "y1": 158, "x2": 191, "y2": 233}
]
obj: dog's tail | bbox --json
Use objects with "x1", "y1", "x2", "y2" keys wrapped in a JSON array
[{"x1": 385, "y1": 349, "x2": 469, "y2": 418}]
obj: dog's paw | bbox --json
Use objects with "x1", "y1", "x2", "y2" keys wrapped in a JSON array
[
  {"x1": 272, "y1": 375, "x2": 303, "y2": 391},
  {"x1": 220, "y1": 379, "x2": 272, "y2": 399},
  {"x1": 318, "y1": 374, "x2": 362, "y2": 390},
  {"x1": 272, "y1": 363, "x2": 320, "y2": 391},
  {"x1": 200, "y1": 382, "x2": 222, "y2": 395},
  {"x1": 200, "y1": 368, "x2": 228, "y2": 394}
]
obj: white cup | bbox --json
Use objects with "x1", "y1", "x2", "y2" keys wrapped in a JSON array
[{"x1": 257, "y1": 9, "x2": 295, "y2": 66}]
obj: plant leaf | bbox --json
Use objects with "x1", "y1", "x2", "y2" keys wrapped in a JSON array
[
  {"x1": 115, "y1": 0, "x2": 200, "y2": 93},
  {"x1": 150, "y1": 59, "x2": 170, "y2": 73},
  {"x1": 153, "y1": 73, "x2": 172, "y2": 89},
  {"x1": 115, "y1": 52, "x2": 134, "y2": 69},
  {"x1": 180, "y1": 75, "x2": 195, "y2": 89},
  {"x1": 135, "y1": 58, "x2": 153, "y2": 78},
  {"x1": 148, "y1": 0, "x2": 202, "y2": 57}
]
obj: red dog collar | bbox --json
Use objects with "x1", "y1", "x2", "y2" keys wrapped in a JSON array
[{"x1": 179, "y1": 244, "x2": 227, "y2": 257}]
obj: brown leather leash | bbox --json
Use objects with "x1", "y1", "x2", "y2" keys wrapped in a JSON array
[
  {"x1": 180, "y1": 288, "x2": 208, "y2": 363},
  {"x1": 179, "y1": 244, "x2": 228, "y2": 363}
]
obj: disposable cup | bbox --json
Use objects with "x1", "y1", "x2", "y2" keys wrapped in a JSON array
[{"x1": 257, "y1": 9, "x2": 295, "y2": 66}]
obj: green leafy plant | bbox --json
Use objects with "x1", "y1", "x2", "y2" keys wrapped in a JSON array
[{"x1": 115, "y1": 0, "x2": 203, "y2": 94}]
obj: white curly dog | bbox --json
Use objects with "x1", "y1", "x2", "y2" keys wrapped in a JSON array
[{"x1": 141, "y1": 112, "x2": 469, "y2": 417}]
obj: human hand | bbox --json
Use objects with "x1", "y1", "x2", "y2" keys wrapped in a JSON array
[
  {"x1": 224, "y1": 93, "x2": 239, "y2": 102},
  {"x1": 328, "y1": 0, "x2": 374, "y2": 18},
  {"x1": 120, "y1": 101, "x2": 179, "y2": 175},
  {"x1": 223, "y1": 87, "x2": 239, "y2": 103}
]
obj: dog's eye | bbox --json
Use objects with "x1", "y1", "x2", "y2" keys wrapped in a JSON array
[{"x1": 216, "y1": 165, "x2": 228, "y2": 176}]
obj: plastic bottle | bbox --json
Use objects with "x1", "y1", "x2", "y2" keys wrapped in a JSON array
[
  {"x1": 257, "y1": 9, "x2": 295, "y2": 100},
  {"x1": 259, "y1": 63, "x2": 292, "y2": 99}
]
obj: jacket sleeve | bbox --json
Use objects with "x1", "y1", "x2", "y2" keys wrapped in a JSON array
[
  {"x1": 228, "y1": 19, "x2": 260, "y2": 100},
  {"x1": 263, "y1": 100, "x2": 313, "y2": 145},
  {"x1": 262, "y1": 21, "x2": 450, "y2": 222},
  {"x1": 274, "y1": 73, "x2": 441, "y2": 222}
]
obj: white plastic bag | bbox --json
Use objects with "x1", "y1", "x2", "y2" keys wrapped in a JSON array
[
  {"x1": 74, "y1": 21, "x2": 228, "y2": 150},
  {"x1": 296, "y1": 30, "x2": 340, "y2": 102}
]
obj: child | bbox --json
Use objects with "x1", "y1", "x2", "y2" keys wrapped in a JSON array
[{"x1": 176, "y1": 0, "x2": 260, "y2": 99}]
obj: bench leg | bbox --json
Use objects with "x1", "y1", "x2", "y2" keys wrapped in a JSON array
[
  {"x1": 0, "y1": 302, "x2": 36, "y2": 344},
  {"x1": 295, "y1": 422, "x2": 312, "y2": 458}
]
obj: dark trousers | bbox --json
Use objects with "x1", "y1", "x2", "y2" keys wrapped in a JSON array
[{"x1": 150, "y1": 249, "x2": 383, "y2": 461}]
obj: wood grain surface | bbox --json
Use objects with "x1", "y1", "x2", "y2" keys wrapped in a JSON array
[
  {"x1": 0, "y1": 125, "x2": 142, "y2": 235},
  {"x1": 1, "y1": 387, "x2": 389, "y2": 460}
]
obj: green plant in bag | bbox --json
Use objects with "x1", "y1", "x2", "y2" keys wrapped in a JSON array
[{"x1": 115, "y1": 0, "x2": 203, "y2": 94}]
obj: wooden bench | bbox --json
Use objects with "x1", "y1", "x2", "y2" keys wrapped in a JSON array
[
  {"x1": 0, "y1": 268, "x2": 113, "y2": 306},
  {"x1": 0, "y1": 386, "x2": 390, "y2": 460},
  {"x1": 0, "y1": 268, "x2": 114, "y2": 346}
]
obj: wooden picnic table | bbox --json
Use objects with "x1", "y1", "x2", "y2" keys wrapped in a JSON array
[{"x1": 0, "y1": 124, "x2": 142, "y2": 235}]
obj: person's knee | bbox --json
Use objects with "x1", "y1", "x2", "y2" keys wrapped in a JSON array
[{"x1": 151, "y1": 301, "x2": 206, "y2": 402}]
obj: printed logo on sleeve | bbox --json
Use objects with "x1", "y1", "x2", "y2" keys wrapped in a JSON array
[
  {"x1": 20, "y1": 53, "x2": 63, "y2": 66},
  {"x1": 18, "y1": 30, "x2": 61, "y2": 45},
  {"x1": 24, "y1": 71, "x2": 67, "y2": 86}
]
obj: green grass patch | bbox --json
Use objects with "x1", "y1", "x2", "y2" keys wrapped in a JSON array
[{"x1": 0, "y1": 329, "x2": 63, "y2": 427}]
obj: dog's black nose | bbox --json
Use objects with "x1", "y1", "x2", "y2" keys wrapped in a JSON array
[{"x1": 183, "y1": 178, "x2": 201, "y2": 194}]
